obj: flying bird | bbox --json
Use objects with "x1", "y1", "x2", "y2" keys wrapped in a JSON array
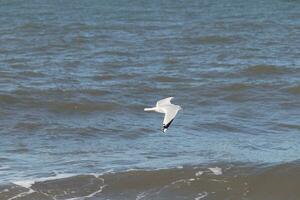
[{"x1": 144, "y1": 97, "x2": 181, "y2": 133}]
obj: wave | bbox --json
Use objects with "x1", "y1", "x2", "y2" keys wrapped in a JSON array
[
  {"x1": 2, "y1": 161, "x2": 300, "y2": 200},
  {"x1": 187, "y1": 35, "x2": 239, "y2": 45},
  {"x1": 151, "y1": 76, "x2": 187, "y2": 83},
  {"x1": 220, "y1": 83, "x2": 251, "y2": 92},
  {"x1": 287, "y1": 85, "x2": 300, "y2": 94},
  {"x1": 48, "y1": 101, "x2": 119, "y2": 113},
  {"x1": 243, "y1": 64, "x2": 288, "y2": 75},
  {"x1": 17, "y1": 70, "x2": 46, "y2": 78},
  {"x1": 13, "y1": 88, "x2": 109, "y2": 98},
  {"x1": 0, "y1": 88, "x2": 116, "y2": 113},
  {"x1": 16, "y1": 22, "x2": 49, "y2": 31},
  {"x1": 0, "y1": 94, "x2": 18, "y2": 104}
]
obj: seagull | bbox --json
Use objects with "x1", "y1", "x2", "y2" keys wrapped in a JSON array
[{"x1": 144, "y1": 97, "x2": 182, "y2": 133}]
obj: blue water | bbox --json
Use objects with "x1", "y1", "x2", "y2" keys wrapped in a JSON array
[{"x1": 0, "y1": 0, "x2": 300, "y2": 184}]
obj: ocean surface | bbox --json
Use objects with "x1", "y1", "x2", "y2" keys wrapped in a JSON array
[{"x1": 0, "y1": 0, "x2": 300, "y2": 199}]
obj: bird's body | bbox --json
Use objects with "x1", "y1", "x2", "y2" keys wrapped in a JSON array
[{"x1": 144, "y1": 97, "x2": 181, "y2": 133}]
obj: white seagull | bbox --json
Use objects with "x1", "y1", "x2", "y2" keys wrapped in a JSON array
[{"x1": 144, "y1": 97, "x2": 182, "y2": 133}]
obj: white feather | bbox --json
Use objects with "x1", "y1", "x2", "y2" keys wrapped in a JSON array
[{"x1": 162, "y1": 105, "x2": 180, "y2": 125}]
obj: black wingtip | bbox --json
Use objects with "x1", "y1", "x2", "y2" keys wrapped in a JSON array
[{"x1": 162, "y1": 119, "x2": 174, "y2": 133}]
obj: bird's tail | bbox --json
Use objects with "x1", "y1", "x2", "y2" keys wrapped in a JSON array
[{"x1": 144, "y1": 107, "x2": 156, "y2": 111}]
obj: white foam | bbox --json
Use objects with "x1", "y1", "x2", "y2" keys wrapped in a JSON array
[
  {"x1": 195, "y1": 192, "x2": 208, "y2": 200},
  {"x1": 136, "y1": 192, "x2": 147, "y2": 200},
  {"x1": 12, "y1": 173, "x2": 75, "y2": 189},
  {"x1": 195, "y1": 171, "x2": 204, "y2": 177},
  {"x1": 210, "y1": 179, "x2": 228, "y2": 182},
  {"x1": 7, "y1": 189, "x2": 35, "y2": 200},
  {"x1": 12, "y1": 173, "x2": 106, "y2": 200},
  {"x1": 171, "y1": 179, "x2": 187, "y2": 185},
  {"x1": 208, "y1": 167, "x2": 222, "y2": 175},
  {"x1": 12, "y1": 180, "x2": 35, "y2": 189}
]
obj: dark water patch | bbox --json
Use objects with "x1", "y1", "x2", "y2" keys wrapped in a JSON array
[
  {"x1": 230, "y1": 107, "x2": 261, "y2": 119},
  {"x1": 201, "y1": 122, "x2": 242, "y2": 133},
  {"x1": 286, "y1": 85, "x2": 300, "y2": 94},
  {"x1": 134, "y1": 85, "x2": 163, "y2": 93},
  {"x1": 5, "y1": 148, "x2": 30, "y2": 154},
  {"x1": 0, "y1": 157, "x2": 11, "y2": 162},
  {"x1": 163, "y1": 57, "x2": 179, "y2": 65},
  {"x1": 3, "y1": 58, "x2": 30, "y2": 67},
  {"x1": 62, "y1": 60, "x2": 81, "y2": 68},
  {"x1": 10, "y1": 61, "x2": 28, "y2": 69},
  {"x1": 280, "y1": 101, "x2": 300, "y2": 109},
  {"x1": 247, "y1": 162, "x2": 300, "y2": 200},
  {"x1": 284, "y1": 0, "x2": 300, "y2": 3},
  {"x1": 0, "y1": 70, "x2": 14, "y2": 79},
  {"x1": 92, "y1": 74, "x2": 114, "y2": 81},
  {"x1": 118, "y1": 128, "x2": 150, "y2": 140},
  {"x1": 48, "y1": 101, "x2": 119, "y2": 113},
  {"x1": 92, "y1": 72, "x2": 137, "y2": 81},
  {"x1": 18, "y1": 70, "x2": 46, "y2": 78},
  {"x1": 275, "y1": 123, "x2": 300, "y2": 130},
  {"x1": 151, "y1": 76, "x2": 185, "y2": 83},
  {"x1": 14, "y1": 88, "x2": 74, "y2": 99},
  {"x1": 47, "y1": 149, "x2": 98, "y2": 156},
  {"x1": 220, "y1": 83, "x2": 251, "y2": 92},
  {"x1": 63, "y1": 22, "x2": 98, "y2": 32},
  {"x1": 69, "y1": 35, "x2": 91, "y2": 46},
  {"x1": 45, "y1": 126, "x2": 103, "y2": 137},
  {"x1": 222, "y1": 93, "x2": 252, "y2": 102},
  {"x1": 99, "y1": 50, "x2": 134, "y2": 57},
  {"x1": 0, "y1": 184, "x2": 30, "y2": 200},
  {"x1": 8, "y1": 88, "x2": 109, "y2": 106},
  {"x1": 5, "y1": 142, "x2": 30, "y2": 154},
  {"x1": 14, "y1": 121, "x2": 44, "y2": 132},
  {"x1": 32, "y1": 175, "x2": 104, "y2": 200},
  {"x1": 187, "y1": 35, "x2": 238, "y2": 45},
  {"x1": 4, "y1": 162, "x2": 300, "y2": 200},
  {"x1": 95, "y1": 161, "x2": 300, "y2": 200},
  {"x1": 0, "y1": 94, "x2": 18, "y2": 104},
  {"x1": 16, "y1": 22, "x2": 49, "y2": 33},
  {"x1": 79, "y1": 88, "x2": 110, "y2": 97},
  {"x1": 243, "y1": 64, "x2": 287, "y2": 76}
]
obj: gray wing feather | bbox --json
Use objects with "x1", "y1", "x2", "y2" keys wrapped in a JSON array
[
  {"x1": 156, "y1": 97, "x2": 174, "y2": 107},
  {"x1": 162, "y1": 105, "x2": 180, "y2": 125}
]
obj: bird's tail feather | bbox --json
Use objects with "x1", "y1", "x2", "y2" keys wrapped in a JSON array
[{"x1": 144, "y1": 107, "x2": 156, "y2": 111}]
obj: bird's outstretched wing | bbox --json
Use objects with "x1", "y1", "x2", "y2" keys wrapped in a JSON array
[
  {"x1": 156, "y1": 97, "x2": 173, "y2": 107},
  {"x1": 162, "y1": 105, "x2": 180, "y2": 133}
]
